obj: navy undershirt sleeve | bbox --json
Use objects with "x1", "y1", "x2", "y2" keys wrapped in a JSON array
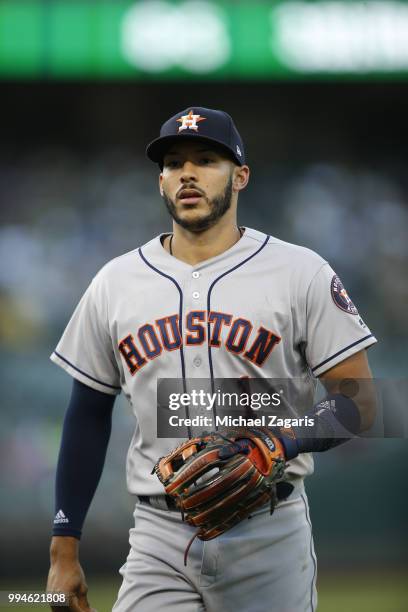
[
  {"x1": 280, "y1": 394, "x2": 362, "y2": 460},
  {"x1": 52, "y1": 379, "x2": 115, "y2": 539}
]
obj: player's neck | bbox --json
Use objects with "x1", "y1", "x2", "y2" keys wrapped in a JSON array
[{"x1": 169, "y1": 222, "x2": 243, "y2": 265}]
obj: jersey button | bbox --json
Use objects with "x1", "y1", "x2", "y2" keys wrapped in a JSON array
[
  {"x1": 192, "y1": 291, "x2": 200, "y2": 299},
  {"x1": 192, "y1": 271, "x2": 200, "y2": 279},
  {"x1": 193, "y1": 357, "x2": 202, "y2": 367}
]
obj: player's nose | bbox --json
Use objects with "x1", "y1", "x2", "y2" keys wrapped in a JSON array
[{"x1": 180, "y1": 160, "x2": 199, "y2": 182}]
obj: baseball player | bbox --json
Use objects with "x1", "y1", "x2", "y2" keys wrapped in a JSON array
[{"x1": 46, "y1": 107, "x2": 377, "y2": 612}]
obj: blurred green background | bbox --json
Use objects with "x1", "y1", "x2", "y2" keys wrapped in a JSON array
[{"x1": 0, "y1": 1, "x2": 407, "y2": 611}]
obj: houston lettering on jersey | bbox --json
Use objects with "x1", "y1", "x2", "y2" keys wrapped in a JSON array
[{"x1": 118, "y1": 311, "x2": 281, "y2": 375}]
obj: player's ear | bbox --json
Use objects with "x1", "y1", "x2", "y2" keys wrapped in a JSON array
[
  {"x1": 159, "y1": 173, "x2": 164, "y2": 197},
  {"x1": 232, "y1": 164, "x2": 250, "y2": 192}
]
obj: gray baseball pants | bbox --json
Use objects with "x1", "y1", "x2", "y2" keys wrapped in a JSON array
[{"x1": 112, "y1": 479, "x2": 317, "y2": 612}]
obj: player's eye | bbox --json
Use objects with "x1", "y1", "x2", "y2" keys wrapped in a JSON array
[
  {"x1": 199, "y1": 157, "x2": 213, "y2": 165},
  {"x1": 164, "y1": 159, "x2": 181, "y2": 169}
]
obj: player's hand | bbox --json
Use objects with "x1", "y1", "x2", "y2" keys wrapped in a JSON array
[
  {"x1": 47, "y1": 558, "x2": 96, "y2": 612},
  {"x1": 47, "y1": 537, "x2": 97, "y2": 612}
]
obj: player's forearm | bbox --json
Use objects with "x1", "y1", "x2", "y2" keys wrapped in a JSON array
[
  {"x1": 339, "y1": 379, "x2": 376, "y2": 431},
  {"x1": 50, "y1": 536, "x2": 80, "y2": 562},
  {"x1": 280, "y1": 392, "x2": 368, "y2": 458},
  {"x1": 319, "y1": 350, "x2": 377, "y2": 431},
  {"x1": 52, "y1": 380, "x2": 115, "y2": 538},
  {"x1": 279, "y1": 350, "x2": 377, "y2": 458}
]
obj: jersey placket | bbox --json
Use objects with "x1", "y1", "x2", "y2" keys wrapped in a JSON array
[
  {"x1": 182, "y1": 267, "x2": 213, "y2": 437},
  {"x1": 183, "y1": 267, "x2": 210, "y2": 378}
]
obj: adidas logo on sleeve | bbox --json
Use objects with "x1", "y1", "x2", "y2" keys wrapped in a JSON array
[{"x1": 54, "y1": 509, "x2": 69, "y2": 524}]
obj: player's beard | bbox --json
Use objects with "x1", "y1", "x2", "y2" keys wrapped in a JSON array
[{"x1": 162, "y1": 175, "x2": 233, "y2": 233}]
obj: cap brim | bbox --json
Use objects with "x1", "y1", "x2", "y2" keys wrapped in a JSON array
[{"x1": 145, "y1": 134, "x2": 242, "y2": 166}]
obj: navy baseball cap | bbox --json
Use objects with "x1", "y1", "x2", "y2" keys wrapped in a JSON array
[{"x1": 146, "y1": 106, "x2": 245, "y2": 168}]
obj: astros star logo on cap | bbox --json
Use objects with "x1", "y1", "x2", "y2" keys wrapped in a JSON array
[{"x1": 177, "y1": 110, "x2": 206, "y2": 133}]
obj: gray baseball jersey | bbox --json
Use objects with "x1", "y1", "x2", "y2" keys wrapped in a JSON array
[{"x1": 51, "y1": 227, "x2": 377, "y2": 495}]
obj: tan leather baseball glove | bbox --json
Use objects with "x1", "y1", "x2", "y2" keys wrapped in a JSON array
[{"x1": 153, "y1": 427, "x2": 290, "y2": 564}]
